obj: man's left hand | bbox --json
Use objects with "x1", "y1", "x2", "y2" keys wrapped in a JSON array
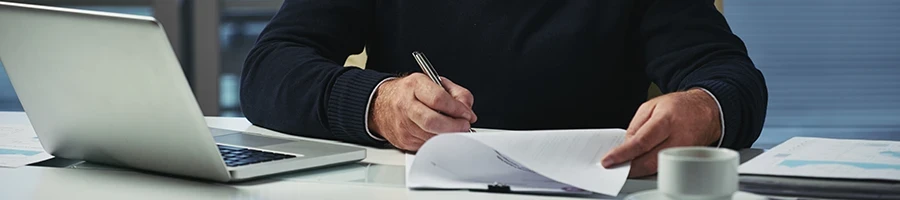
[{"x1": 601, "y1": 88, "x2": 722, "y2": 177}]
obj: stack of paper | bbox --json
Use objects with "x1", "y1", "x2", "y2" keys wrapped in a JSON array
[
  {"x1": 405, "y1": 129, "x2": 630, "y2": 196},
  {"x1": 0, "y1": 125, "x2": 53, "y2": 168},
  {"x1": 740, "y1": 137, "x2": 900, "y2": 181},
  {"x1": 738, "y1": 137, "x2": 900, "y2": 198}
]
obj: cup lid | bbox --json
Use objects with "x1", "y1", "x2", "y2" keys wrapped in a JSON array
[{"x1": 659, "y1": 147, "x2": 738, "y2": 162}]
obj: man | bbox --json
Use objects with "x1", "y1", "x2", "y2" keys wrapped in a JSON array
[{"x1": 241, "y1": 0, "x2": 767, "y2": 177}]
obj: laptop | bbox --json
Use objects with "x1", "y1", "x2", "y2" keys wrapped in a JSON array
[{"x1": 0, "y1": 2, "x2": 365, "y2": 182}]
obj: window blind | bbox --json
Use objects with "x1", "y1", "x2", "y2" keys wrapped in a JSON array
[{"x1": 725, "y1": 0, "x2": 900, "y2": 128}]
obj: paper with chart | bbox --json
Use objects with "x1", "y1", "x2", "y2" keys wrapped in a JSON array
[
  {"x1": 0, "y1": 125, "x2": 53, "y2": 168},
  {"x1": 739, "y1": 137, "x2": 900, "y2": 181},
  {"x1": 406, "y1": 129, "x2": 630, "y2": 196}
]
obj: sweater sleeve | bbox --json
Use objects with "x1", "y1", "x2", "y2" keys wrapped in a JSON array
[
  {"x1": 240, "y1": 0, "x2": 393, "y2": 147},
  {"x1": 636, "y1": 0, "x2": 769, "y2": 149}
]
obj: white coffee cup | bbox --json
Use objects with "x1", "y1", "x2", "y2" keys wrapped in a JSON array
[{"x1": 657, "y1": 147, "x2": 739, "y2": 200}]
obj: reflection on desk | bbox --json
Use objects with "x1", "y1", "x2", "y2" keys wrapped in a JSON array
[
  {"x1": 257, "y1": 163, "x2": 406, "y2": 188},
  {"x1": 1, "y1": 167, "x2": 240, "y2": 200},
  {"x1": 1, "y1": 165, "x2": 635, "y2": 200}
]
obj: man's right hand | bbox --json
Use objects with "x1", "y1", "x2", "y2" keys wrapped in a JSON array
[{"x1": 368, "y1": 73, "x2": 477, "y2": 151}]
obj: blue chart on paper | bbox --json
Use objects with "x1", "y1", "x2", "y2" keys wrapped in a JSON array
[
  {"x1": 780, "y1": 160, "x2": 900, "y2": 170},
  {"x1": 0, "y1": 148, "x2": 41, "y2": 156},
  {"x1": 881, "y1": 151, "x2": 900, "y2": 159}
]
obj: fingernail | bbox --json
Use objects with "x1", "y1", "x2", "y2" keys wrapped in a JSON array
[
  {"x1": 462, "y1": 112, "x2": 473, "y2": 120},
  {"x1": 601, "y1": 158, "x2": 614, "y2": 167}
]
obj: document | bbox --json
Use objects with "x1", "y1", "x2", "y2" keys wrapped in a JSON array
[
  {"x1": 739, "y1": 137, "x2": 900, "y2": 181},
  {"x1": 0, "y1": 125, "x2": 53, "y2": 168},
  {"x1": 405, "y1": 129, "x2": 630, "y2": 196}
]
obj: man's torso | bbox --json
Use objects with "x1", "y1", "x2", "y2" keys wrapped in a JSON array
[{"x1": 366, "y1": 0, "x2": 651, "y2": 130}]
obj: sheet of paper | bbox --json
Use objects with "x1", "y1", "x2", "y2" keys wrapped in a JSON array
[
  {"x1": 406, "y1": 134, "x2": 573, "y2": 193},
  {"x1": 464, "y1": 129, "x2": 629, "y2": 195},
  {"x1": 406, "y1": 129, "x2": 629, "y2": 196},
  {"x1": 0, "y1": 125, "x2": 53, "y2": 168},
  {"x1": 739, "y1": 137, "x2": 900, "y2": 181}
]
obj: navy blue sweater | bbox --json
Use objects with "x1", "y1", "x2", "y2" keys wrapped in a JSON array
[{"x1": 241, "y1": 0, "x2": 768, "y2": 149}]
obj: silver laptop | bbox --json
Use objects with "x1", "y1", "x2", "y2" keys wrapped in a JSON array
[{"x1": 0, "y1": 2, "x2": 365, "y2": 182}]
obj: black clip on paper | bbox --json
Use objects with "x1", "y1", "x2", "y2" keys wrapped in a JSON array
[{"x1": 487, "y1": 182, "x2": 511, "y2": 193}]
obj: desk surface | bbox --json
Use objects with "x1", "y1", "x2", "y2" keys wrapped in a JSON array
[{"x1": 0, "y1": 112, "x2": 768, "y2": 200}]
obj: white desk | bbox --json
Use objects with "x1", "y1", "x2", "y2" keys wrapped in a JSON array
[{"x1": 0, "y1": 112, "x2": 765, "y2": 200}]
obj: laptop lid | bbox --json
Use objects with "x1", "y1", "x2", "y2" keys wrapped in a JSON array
[{"x1": 0, "y1": 2, "x2": 231, "y2": 181}]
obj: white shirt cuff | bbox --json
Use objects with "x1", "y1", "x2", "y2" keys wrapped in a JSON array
[
  {"x1": 364, "y1": 77, "x2": 397, "y2": 141},
  {"x1": 697, "y1": 88, "x2": 725, "y2": 148}
]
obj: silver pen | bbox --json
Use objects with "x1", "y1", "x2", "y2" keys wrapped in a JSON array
[{"x1": 411, "y1": 51, "x2": 476, "y2": 133}]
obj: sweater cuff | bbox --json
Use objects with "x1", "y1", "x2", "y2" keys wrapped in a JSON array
[
  {"x1": 365, "y1": 77, "x2": 397, "y2": 141},
  {"x1": 696, "y1": 87, "x2": 725, "y2": 148},
  {"x1": 686, "y1": 80, "x2": 742, "y2": 149},
  {"x1": 327, "y1": 68, "x2": 395, "y2": 147}
]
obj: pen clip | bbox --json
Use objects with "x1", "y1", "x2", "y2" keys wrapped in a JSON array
[{"x1": 411, "y1": 51, "x2": 444, "y2": 87}]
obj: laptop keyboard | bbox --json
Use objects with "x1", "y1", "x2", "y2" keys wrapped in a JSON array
[{"x1": 217, "y1": 144, "x2": 296, "y2": 167}]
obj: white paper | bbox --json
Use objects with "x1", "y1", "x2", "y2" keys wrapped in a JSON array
[
  {"x1": 406, "y1": 129, "x2": 629, "y2": 196},
  {"x1": 0, "y1": 125, "x2": 53, "y2": 168},
  {"x1": 739, "y1": 137, "x2": 900, "y2": 181}
]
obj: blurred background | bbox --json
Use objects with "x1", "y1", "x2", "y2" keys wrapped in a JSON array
[{"x1": 0, "y1": 0, "x2": 898, "y2": 148}]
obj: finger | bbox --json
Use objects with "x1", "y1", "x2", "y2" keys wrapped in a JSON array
[
  {"x1": 440, "y1": 77, "x2": 477, "y2": 123},
  {"x1": 626, "y1": 102, "x2": 656, "y2": 137},
  {"x1": 440, "y1": 77, "x2": 475, "y2": 109},
  {"x1": 382, "y1": 120, "x2": 428, "y2": 151},
  {"x1": 627, "y1": 139, "x2": 671, "y2": 178},
  {"x1": 395, "y1": 136, "x2": 426, "y2": 152},
  {"x1": 601, "y1": 102, "x2": 659, "y2": 168},
  {"x1": 413, "y1": 80, "x2": 476, "y2": 121},
  {"x1": 406, "y1": 101, "x2": 472, "y2": 133},
  {"x1": 401, "y1": 119, "x2": 437, "y2": 141},
  {"x1": 601, "y1": 115, "x2": 670, "y2": 168}
]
